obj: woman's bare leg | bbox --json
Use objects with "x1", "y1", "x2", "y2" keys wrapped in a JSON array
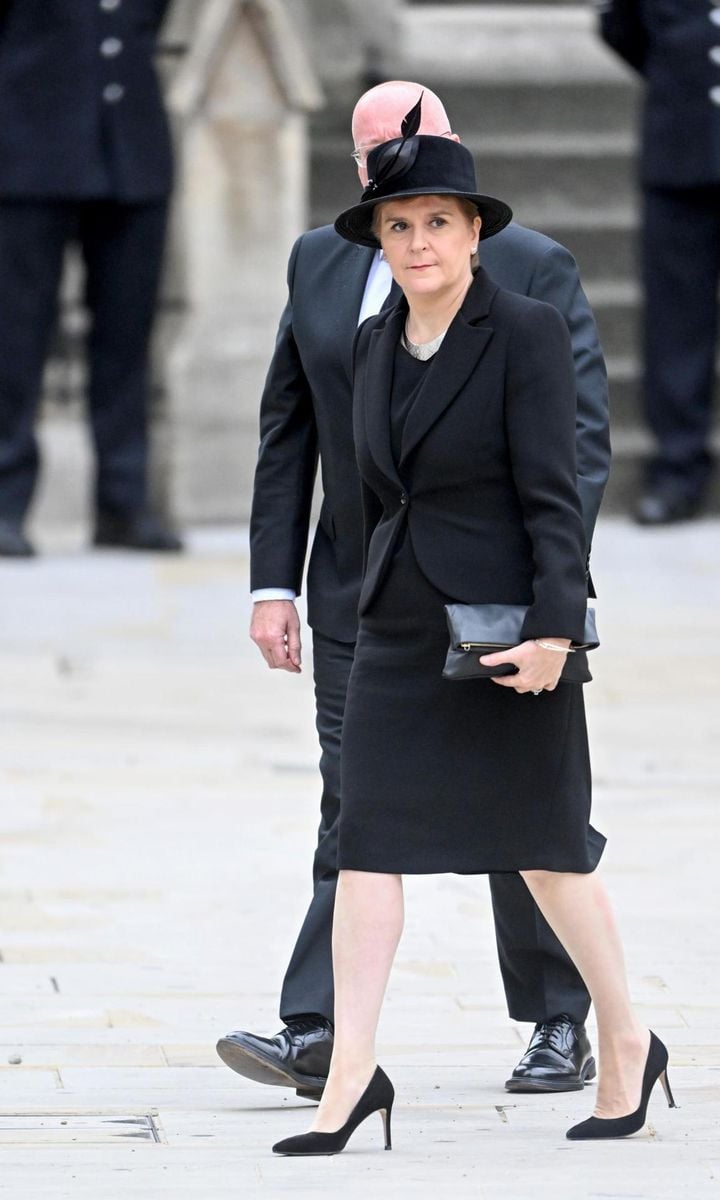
[
  {"x1": 520, "y1": 868, "x2": 649, "y2": 1118},
  {"x1": 311, "y1": 868, "x2": 404, "y2": 1132}
]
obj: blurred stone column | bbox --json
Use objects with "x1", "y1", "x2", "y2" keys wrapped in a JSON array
[{"x1": 163, "y1": 0, "x2": 323, "y2": 522}]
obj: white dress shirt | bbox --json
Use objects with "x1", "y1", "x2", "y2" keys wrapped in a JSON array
[{"x1": 252, "y1": 250, "x2": 393, "y2": 603}]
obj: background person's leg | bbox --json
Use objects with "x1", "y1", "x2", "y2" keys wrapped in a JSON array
[
  {"x1": 0, "y1": 200, "x2": 70, "y2": 541},
  {"x1": 80, "y1": 199, "x2": 168, "y2": 520},
  {"x1": 640, "y1": 184, "x2": 720, "y2": 516}
]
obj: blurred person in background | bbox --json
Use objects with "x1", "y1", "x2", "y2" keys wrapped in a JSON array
[
  {"x1": 600, "y1": 0, "x2": 720, "y2": 524},
  {"x1": 0, "y1": 0, "x2": 182, "y2": 556},
  {"x1": 217, "y1": 81, "x2": 611, "y2": 1103}
]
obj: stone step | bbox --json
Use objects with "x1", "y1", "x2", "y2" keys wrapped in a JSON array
[
  {"x1": 603, "y1": 429, "x2": 720, "y2": 512},
  {"x1": 409, "y1": 1, "x2": 578, "y2": 5},
  {"x1": 588, "y1": 282, "x2": 640, "y2": 363},
  {"x1": 426, "y1": 79, "x2": 640, "y2": 139},
  {"x1": 389, "y1": 3, "x2": 628, "y2": 87},
  {"x1": 538, "y1": 214, "x2": 638, "y2": 283},
  {"x1": 312, "y1": 139, "x2": 637, "y2": 229},
  {"x1": 311, "y1": 195, "x2": 638, "y2": 283},
  {"x1": 313, "y1": 73, "x2": 638, "y2": 137},
  {"x1": 605, "y1": 357, "x2": 642, "y2": 427},
  {"x1": 596, "y1": 356, "x2": 720, "y2": 434},
  {"x1": 312, "y1": 79, "x2": 639, "y2": 142}
]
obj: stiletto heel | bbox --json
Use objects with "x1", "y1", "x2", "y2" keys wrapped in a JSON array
[
  {"x1": 272, "y1": 1066, "x2": 395, "y2": 1156},
  {"x1": 659, "y1": 1068, "x2": 677, "y2": 1109},
  {"x1": 567, "y1": 1031, "x2": 676, "y2": 1140},
  {"x1": 380, "y1": 1102, "x2": 393, "y2": 1150}
]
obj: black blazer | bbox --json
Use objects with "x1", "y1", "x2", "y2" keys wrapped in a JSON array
[
  {"x1": 599, "y1": 0, "x2": 720, "y2": 187},
  {"x1": 0, "y1": 0, "x2": 172, "y2": 201},
  {"x1": 250, "y1": 222, "x2": 609, "y2": 643},
  {"x1": 353, "y1": 268, "x2": 589, "y2": 644}
]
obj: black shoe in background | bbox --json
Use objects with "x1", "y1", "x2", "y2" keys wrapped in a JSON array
[
  {"x1": 0, "y1": 519, "x2": 35, "y2": 557},
  {"x1": 505, "y1": 1015, "x2": 596, "y2": 1093},
  {"x1": 216, "y1": 1015, "x2": 332, "y2": 1100},
  {"x1": 634, "y1": 487, "x2": 702, "y2": 526},
  {"x1": 93, "y1": 510, "x2": 183, "y2": 552}
]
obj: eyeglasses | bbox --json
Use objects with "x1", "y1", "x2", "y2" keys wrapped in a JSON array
[{"x1": 351, "y1": 131, "x2": 452, "y2": 166}]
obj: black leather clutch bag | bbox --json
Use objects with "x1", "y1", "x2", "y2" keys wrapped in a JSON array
[{"x1": 442, "y1": 604, "x2": 599, "y2": 684}]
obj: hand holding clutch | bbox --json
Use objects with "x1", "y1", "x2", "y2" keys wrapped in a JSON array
[
  {"x1": 442, "y1": 603, "x2": 598, "y2": 685},
  {"x1": 479, "y1": 638, "x2": 571, "y2": 693}
]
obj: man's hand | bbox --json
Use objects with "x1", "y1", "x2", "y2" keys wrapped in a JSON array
[{"x1": 250, "y1": 600, "x2": 302, "y2": 673}]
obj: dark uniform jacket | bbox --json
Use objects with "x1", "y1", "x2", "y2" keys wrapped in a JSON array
[
  {"x1": 0, "y1": 0, "x2": 172, "y2": 200},
  {"x1": 599, "y1": 0, "x2": 720, "y2": 186},
  {"x1": 250, "y1": 222, "x2": 610, "y2": 644},
  {"x1": 352, "y1": 268, "x2": 589, "y2": 644}
]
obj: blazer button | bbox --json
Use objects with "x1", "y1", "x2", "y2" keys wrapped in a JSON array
[
  {"x1": 100, "y1": 0, "x2": 121, "y2": 8},
  {"x1": 100, "y1": 37, "x2": 123, "y2": 57},
  {"x1": 103, "y1": 82, "x2": 125, "y2": 103}
]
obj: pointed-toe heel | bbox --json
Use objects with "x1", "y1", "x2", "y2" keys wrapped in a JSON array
[
  {"x1": 272, "y1": 1065, "x2": 394, "y2": 1156},
  {"x1": 566, "y1": 1031, "x2": 677, "y2": 1141}
]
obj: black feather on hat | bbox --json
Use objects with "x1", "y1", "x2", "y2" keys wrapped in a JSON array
[{"x1": 335, "y1": 96, "x2": 512, "y2": 249}]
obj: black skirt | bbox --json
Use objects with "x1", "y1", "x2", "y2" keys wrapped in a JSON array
[{"x1": 338, "y1": 520, "x2": 605, "y2": 875}]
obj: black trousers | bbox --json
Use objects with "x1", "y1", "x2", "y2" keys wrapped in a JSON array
[
  {"x1": 642, "y1": 185, "x2": 720, "y2": 499},
  {"x1": 0, "y1": 198, "x2": 168, "y2": 521},
  {"x1": 279, "y1": 630, "x2": 591, "y2": 1026}
]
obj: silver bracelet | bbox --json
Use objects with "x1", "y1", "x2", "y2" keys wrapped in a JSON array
[{"x1": 534, "y1": 639, "x2": 575, "y2": 653}]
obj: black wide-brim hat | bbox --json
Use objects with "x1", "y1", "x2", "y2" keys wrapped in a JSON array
[{"x1": 334, "y1": 134, "x2": 513, "y2": 249}]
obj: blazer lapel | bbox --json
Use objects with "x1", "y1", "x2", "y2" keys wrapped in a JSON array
[
  {"x1": 400, "y1": 268, "x2": 499, "y2": 464},
  {"x1": 361, "y1": 305, "x2": 406, "y2": 490}
]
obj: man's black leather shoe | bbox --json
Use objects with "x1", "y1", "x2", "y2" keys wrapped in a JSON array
[
  {"x1": 634, "y1": 488, "x2": 701, "y2": 526},
  {"x1": 0, "y1": 520, "x2": 34, "y2": 557},
  {"x1": 93, "y1": 510, "x2": 183, "y2": 552},
  {"x1": 505, "y1": 1016, "x2": 596, "y2": 1093},
  {"x1": 216, "y1": 1016, "x2": 332, "y2": 1099}
]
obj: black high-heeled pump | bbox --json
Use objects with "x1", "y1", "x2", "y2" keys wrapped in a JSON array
[
  {"x1": 566, "y1": 1031, "x2": 676, "y2": 1140},
  {"x1": 272, "y1": 1065, "x2": 394, "y2": 1156}
]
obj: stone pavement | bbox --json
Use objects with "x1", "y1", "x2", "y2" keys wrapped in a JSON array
[{"x1": 0, "y1": 518, "x2": 718, "y2": 1200}]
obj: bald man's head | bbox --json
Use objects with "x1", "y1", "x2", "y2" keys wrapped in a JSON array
[{"x1": 351, "y1": 81, "x2": 458, "y2": 185}]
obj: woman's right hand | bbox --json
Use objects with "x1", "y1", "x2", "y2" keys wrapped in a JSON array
[{"x1": 479, "y1": 638, "x2": 570, "y2": 693}]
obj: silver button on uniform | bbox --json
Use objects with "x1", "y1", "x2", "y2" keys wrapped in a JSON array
[
  {"x1": 710, "y1": 46, "x2": 720, "y2": 65},
  {"x1": 103, "y1": 82, "x2": 125, "y2": 103},
  {"x1": 711, "y1": 9, "x2": 720, "y2": 26},
  {"x1": 709, "y1": 85, "x2": 720, "y2": 104},
  {"x1": 100, "y1": 37, "x2": 123, "y2": 57},
  {"x1": 100, "y1": 0, "x2": 121, "y2": 10}
]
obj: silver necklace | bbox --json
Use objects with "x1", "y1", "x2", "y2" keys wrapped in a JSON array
[{"x1": 401, "y1": 323, "x2": 448, "y2": 361}]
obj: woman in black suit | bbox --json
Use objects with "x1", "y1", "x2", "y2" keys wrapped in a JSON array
[{"x1": 273, "y1": 129, "x2": 674, "y2": 1155}]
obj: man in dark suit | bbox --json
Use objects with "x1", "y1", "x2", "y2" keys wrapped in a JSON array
[
  {"x1": 600, "y1": 0, "x2": 720, "y2": 523},
  {"x1": 217, "y1": 82, "x2": 610, "y2": 1099},
  {"x1": 0, "y1": 0, "x2": 182, "y2": 556}
]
